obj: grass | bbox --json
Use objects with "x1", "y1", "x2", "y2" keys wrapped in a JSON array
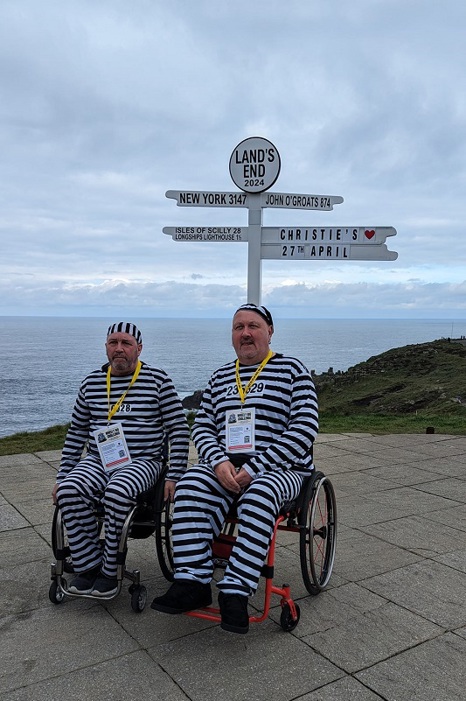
[
  {"x1": 0, "y1": 424, "x2": 70, "y2": 456},
  {"x1": 1, "y1": 413, "x2": 464, "y2": 456}
]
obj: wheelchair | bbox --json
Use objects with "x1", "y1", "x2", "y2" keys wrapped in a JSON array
[
  {"x1": 157, "y1": 469, "x2": 337, "y2": 632},
  {"x1": 49, "y1": 471, "x2": 172, "y2": 613}
]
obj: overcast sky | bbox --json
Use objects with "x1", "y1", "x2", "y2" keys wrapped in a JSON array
[{"x1": 1, "y1": 0, "x2": 465, "y2": 319}]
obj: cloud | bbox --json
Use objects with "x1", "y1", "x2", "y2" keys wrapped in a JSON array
[{"x1": 1, "y1": 0, "x2": 466, "y2": 319}]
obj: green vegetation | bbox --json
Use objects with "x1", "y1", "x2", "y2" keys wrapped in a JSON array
[
  {"x1": 316, "y1": 339, "x2": 466, "y2": 420},
  {"x1": 0, "y1": 424, "x2": 70, "y2": 456},
  {"x1": 1, "y1": 339, "x2": 465, "y2": 456}
]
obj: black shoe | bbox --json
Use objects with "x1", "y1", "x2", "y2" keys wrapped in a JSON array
[
  {"x1": 151, "y1": 580, "x2": 212, "y2": 614},
  {"x1": 68, "y1": 567, "x2": 100, "y2": 595},
  {"x1": 90, "y1": 574, "x2": 119, "y2": 597},
  {"x1": 218, "y1": 592, "x2": 249, "y2": 634}
]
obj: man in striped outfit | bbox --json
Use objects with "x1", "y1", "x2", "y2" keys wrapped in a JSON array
[
  {"x1": 52, "y1": 322, "x2": 189, "y2": 597},
  {"x1": 151, "y1": 305, "x2": 318, "y2": 633}
]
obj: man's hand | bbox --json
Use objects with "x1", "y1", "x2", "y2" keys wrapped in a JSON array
[
  {"x1": 235, "y1": 467, "x2": 253, "y2": 490},
  {"x1": 164, "y1": 480, "x2": 176, "y2": 502},
  {"x1": 52, "y1": 483, "x2": 59, "y2": 504},
  {"x1": 214, "y1": 461, "x2": 252, "y2": 493},
  {"x1": 214, "y1": 460, "x2": 242, "y2": 493}
]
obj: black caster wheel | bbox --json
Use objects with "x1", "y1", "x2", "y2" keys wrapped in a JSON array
[
  {"x1": 280, "y1": 602, "x2": 300, "y2": 632},
  {"x1": 49, "y1": 579, "x2": 66, "y2": 605},
  {"x1": 130, "y1": 584, "x2": 147, "y2": 612}
]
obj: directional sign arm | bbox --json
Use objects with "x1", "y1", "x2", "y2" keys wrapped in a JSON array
[
  {"x1": 165, "y1": 190, "x2": 249, "y2": 207},
  {"x1": 261, "y1": 226, "x2": 397, "y2": 244},
  {"x1": 163, "y1": 226, "x2": 248, "y2": 242},
  {"x1": 261, "y1": 243, "x2": 398, "y2": 261},
  {"x1": 261, "y1": 192, "x2": 344, "y2": 210}
]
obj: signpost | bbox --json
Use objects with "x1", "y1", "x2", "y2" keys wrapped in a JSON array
[
  {"x1": 229, "y1": 136, "x2": 281, "y2": 193},
  {"x1": 163, "y1": 137, "x2": 398, "y2": 304}
]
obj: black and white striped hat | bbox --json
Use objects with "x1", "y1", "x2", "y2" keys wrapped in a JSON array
[
  {"x1": 106, "y1": 322, "x2": 142, "y2": 344},
  {"x1": 234, "y1": 304, "x2": 274, "y2": 327}
]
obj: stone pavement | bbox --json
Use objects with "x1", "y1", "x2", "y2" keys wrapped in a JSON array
[{"x1": 1, "y1": 433, "x2": 466, "y2": 701}]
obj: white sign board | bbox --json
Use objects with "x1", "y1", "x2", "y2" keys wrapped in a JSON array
[
  {"x1": 163, "y1": 226, "x2": 248, "y2": 242},
  {"x1": 166, "y1": 190, "x2": 249, "y2": 207},
  {"x1": 261, "y1": 192, "x2": 344, "y2": 210},
  {"x1": 261, "y1": 243, "x2": 398, "y2": 261},
  {"x1": 261, "y1": 226, "x2": 397, "y2": 245},
  {"x1": 229, "y1": 136, "x2": 281, "y2": 193}
]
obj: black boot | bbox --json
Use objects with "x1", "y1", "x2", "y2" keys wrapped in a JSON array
[
  {"x1": 218, "y1": 592, "x2": 249, "y2": 634},
  {"x1": 151, "y1": 580, "x2": 212, "y2": 614}
]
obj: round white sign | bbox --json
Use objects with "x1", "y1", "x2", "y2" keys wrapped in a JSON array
[{"x1": 229, "y1": 136, "x2": 281, "y2": 193}]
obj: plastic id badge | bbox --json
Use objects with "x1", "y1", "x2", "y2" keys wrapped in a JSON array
[
  {"x1": 225, "y1": 408, "x2": 255, "y2": 453},
  {"x1": 93, "y1": 422, "x2": 132, "y2": 470}
]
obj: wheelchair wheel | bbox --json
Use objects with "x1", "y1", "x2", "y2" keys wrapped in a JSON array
[
  {"x1": 49, "y1": 578, "x2": 66, "y2": 605},
  {"x1": 280, "y1": 602, "x2": 300, "y2": 632},
  {"x1": 299, "y1": 472, "x2": 337, "y2": 595},
  {"x1": 154, "y1": 487, "x2": 175, "y2": 581},
  {"x1": 51, "y1": 506, "x2": 75, "y2": 574},
  {"x1": 130, "y1": 584, "x2": 147, "y2": 613}
]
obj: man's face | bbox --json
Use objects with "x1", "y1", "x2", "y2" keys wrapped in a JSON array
[
  {"x1": 232, "y1": 310, "x2": 273, "y2": 365},
  {"x1": 105, "y1": 332, "x2": 142, "y2": 375}
]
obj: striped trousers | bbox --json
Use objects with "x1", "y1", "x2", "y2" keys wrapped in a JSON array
[
  {"x1": 172, "y1": 465, "x2": 303, "y2": 596},
  {"x1": 56, "y1": 455, "x2": 161, "y2": 577}
]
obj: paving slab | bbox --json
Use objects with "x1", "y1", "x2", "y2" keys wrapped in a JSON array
[
  {"x1": 0, "y1": 504, "x2": 29, "y2": 532},
  {"x1": 34, "y1": 450, "x2": 62, "y2": 462},
  {"x1": 13, "y1": 497, "x2": 55, "y2": 527},
  {"x1": 409, "y1": 455, "x2": 466, "y2": 477},
  {"x1": 1, "y1": 557, "x2": 65, "y2": 616},
  {"x1": 0, "y1": 478, "x2": 55, "y2": 502},
  {"x1": 362, "y1": 559, "x2": 466, "y2": 629},
  {"x1": 0, "y1": 528, "x2": 51, "y2": 568},
  {"x1": 363, "y1": 462, "x2": 447, "y2": 486},
  {"x1": 333, "y1": 528, "x2": 421, "y2": 581},
  {"x1": 328, "y1": 472, "x2": 394, "y2": 495},
  {"x1": 0, "y1": 605, "x2": 140, "y2": 695},
  {"x1": 407, "y1": 439, "x2": 466, "y2": 458},
  {"x1": 433, "y1": 549, "x2": 466, "y2": 574},
  {"x1": 314, "y1": 454, "x2": 392, "y2": 475},
  {"x1": 362, "y1": 514, "x2": 466, "y2": 557},
  {"x1": 355, "y1": 632, "x2": 466, "y2": 701},
  {"x1": 0, "y1": 453, "x2": 44, "y2": 467},
  {"x1": 5, "y1": 650, "x2": 191, "y2": 701},
  {"x1": 336, "y1": 493, "x2": 407, "y2": 528},
  {"x1": 365, "y1": 485, "x2": 463, "y2": 518},
  {"x1": 274, "y1": 582, "x2": 386, "y2": 637},
  {"x1": 301, "y1": 601, "x2": 441, "y2": 673},
  {"x1": 147, "y1": 622, "x2": 343, "y2": 701},
  {"x1": 298, "y1": 675, "x2": 386, "y2": 700},
  {"x1": 414, "y1": 476, "x2": 466, "y2": 502}
]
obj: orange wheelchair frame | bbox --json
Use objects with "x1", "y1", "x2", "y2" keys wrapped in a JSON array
[{"x1": 158, "y1": 470, "x2": 337, "y2": 631}]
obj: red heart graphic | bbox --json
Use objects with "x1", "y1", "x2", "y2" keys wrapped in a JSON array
[{"x1": 365, "y1": 229, "x2": 375, "y2": 240}]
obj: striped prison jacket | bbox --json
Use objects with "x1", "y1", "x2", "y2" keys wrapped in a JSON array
[
  {"x1": 192, "y1": 353, "x2": 318, "y2": 477},
  {"x1": 58, "y1": 362, "x2": 189, "y2": 482}
]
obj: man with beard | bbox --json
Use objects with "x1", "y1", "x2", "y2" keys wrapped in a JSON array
[{"x1": 52, "y1": 322, "x2": 189, "y2": 597}]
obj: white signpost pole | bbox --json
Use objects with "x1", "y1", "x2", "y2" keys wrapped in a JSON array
[
  {"x1": 163, "y1": 137, "x2": 398, "y2": 305},
  {"x1": 228, "y1": 136, "x2": 281, "y2": 305},
  {"x1": 246, "y1": 195, "x2": 262, "y2": 305}
]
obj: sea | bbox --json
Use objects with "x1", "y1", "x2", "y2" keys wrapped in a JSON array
[{"x1": 1, "y1": 316, "x2": 465, "y2": 438}]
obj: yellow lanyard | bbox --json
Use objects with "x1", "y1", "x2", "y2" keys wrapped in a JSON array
[
  {"x1": 106, "y1": 360, "x2": 142, "y2": 421},
  {"x1": 235, "y1": 350, "x2": 273, "y2": 405}
]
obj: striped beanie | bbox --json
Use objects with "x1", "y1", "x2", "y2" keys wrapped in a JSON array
[
  {"x1": 234, "y1": 304, "x2": 274, "y2": 327},
  {"x1": 107, "y1": 322, "x2": 142, "y2": 344}
]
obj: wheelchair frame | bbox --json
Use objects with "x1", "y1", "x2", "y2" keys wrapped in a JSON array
[
  {"x1": 49, "y1": 473, "x2": 171, "y2": 613},
  {"x1": 156, "y1": 469, "x2": 337, "y2": 631}
]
